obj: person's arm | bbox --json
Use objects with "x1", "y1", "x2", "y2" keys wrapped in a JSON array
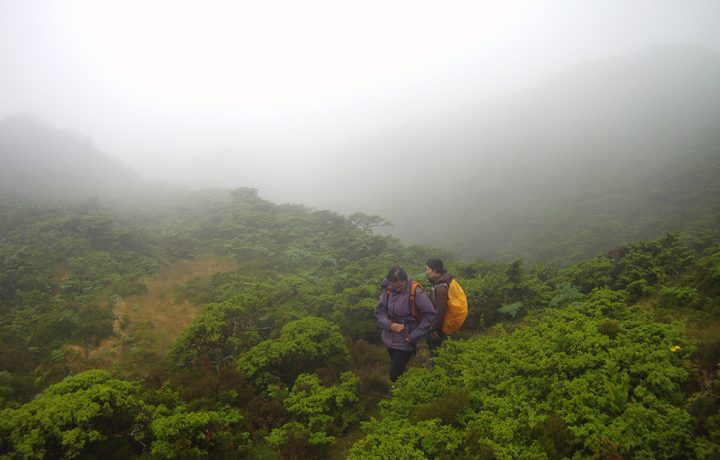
[
  {"x1": 432, "y1": 284, "x2": 449, "y2": 330},
  {"x1": 407, "y1": 290, "x2": 436, "y2": 344},
  {"x1": 374, "y1": 291, "x2": 393, "y2": 331}
]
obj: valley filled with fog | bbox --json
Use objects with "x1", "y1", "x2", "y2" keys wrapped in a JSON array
[
  {"x1": 2, "y1": 2, "x2": 719, "y2": 263},
  {"x1": 3, "y1": 45, "x2": 719, "y2": 264}
]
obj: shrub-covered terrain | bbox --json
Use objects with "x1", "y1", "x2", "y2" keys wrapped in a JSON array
[{"x1": 1, "y1": 190, "x2": 719, "y2": 459}]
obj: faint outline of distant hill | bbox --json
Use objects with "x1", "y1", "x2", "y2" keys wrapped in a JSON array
[
  {"x1": 0, "y1": 114, "x2": 146, "y2": 202},
  {"x1": 319, "y1": 45, "x2": 720, "y2": 264}
]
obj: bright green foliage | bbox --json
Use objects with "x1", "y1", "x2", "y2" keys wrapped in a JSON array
[
  {"x1": 548, "y1": 283, "x2": 585, "y2": 308},
  {"x1": 352, "y1": 294, "x2": 697, "y2": 459},
  {"x1": 149, "y1": 407, "x2": 249, "y2": 459},
  {"x1": 566, "y1": 256, "x2": 615, "y2": 292},
  {"x1": 0, "y1": 370, "x2": 143, "y2": 459},
  {"x1": 169, "y1": 301, "x2": 261, "y2": 369},
  {"x1": 565, "y1": 233, "x2": 696, "y2": 295},
  {"x1": 659, "y1": 285, "x2": 699, "y2": 308},
  {"x1": 562, "y1": 233, "x2": 720, "y2": 315},
  {"x1": 0, "y1": 369, "x2": 251, "y2": 459},
  {"x1": 453, "y1": 258, "x2": 552, "y2": 329},
  {"x1": 238, "y1": 316, "x2": 349, "y2": 387},
  {"x1": 350, "y1": 418, "x2": 465, "y2": 459},
  {"x1": 267, "y1": 371, "x2": 360, "y2": 456},
  {"x1": 497, "y1": 301, "x2": 524, "y2": 319}
]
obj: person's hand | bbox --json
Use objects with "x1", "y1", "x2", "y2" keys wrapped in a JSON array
[{"x1": 390, "y1": 322, "x2": 405, "y2": 333}]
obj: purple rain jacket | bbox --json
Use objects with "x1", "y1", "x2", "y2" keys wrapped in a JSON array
[{"x1": 374, "y1": 276, "x2": 436, "y2": 351}]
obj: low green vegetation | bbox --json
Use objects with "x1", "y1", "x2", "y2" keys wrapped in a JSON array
[{"x1": 1, "y1": 190, "x2": 719, "y2": 458}]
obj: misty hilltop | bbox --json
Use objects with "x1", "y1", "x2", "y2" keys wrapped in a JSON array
[
  {"x1": 304, "y1": 45, "x2": 720, "y2": 264},
  {"x1": 0, "y1": 115, "x2": 143, "y2": 202}
]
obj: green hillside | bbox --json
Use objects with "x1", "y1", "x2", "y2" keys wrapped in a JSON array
[
  {"x1": 1, "y1": 188, "x2": 719, "y2": 459},
  {"x1": 448, "y1": 135, "x2": 720, "y2": 265}
]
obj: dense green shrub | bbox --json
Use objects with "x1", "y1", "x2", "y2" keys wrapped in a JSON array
[
  {"x1": 238, "y1": 316, "x2": 349, "y2": 387},
  {"x1": 660, "y1": 285, "x2": 700, "y2": 308},
  {"x1": 169, "y1": 302, "x2": 261, "y2": 369},
  {"x1": 0, "y1": 370, "x2": 143, "y2": 459},
  {"x1": 149, "y1": 407, "x2": 250, "y2": 459},
  {"x1": 267, "y1": 371, "x2": 360, "y2": 457}
]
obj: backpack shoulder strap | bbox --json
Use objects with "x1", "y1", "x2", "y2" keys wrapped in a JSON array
[
  {"x1": 387, "y1": 281, "x2": 423, "y2": 320},
  {"x1": 410, "y1": 281, "x2": 424, "y2": 320}
]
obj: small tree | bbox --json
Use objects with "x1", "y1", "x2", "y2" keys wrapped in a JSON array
[
  {"x1": 267, "y1": 372, "x2": 360, "y2": 457},
  {"x1": 238, "y1": 316, "x2": 349, "y2": 387},
  {"x1": 169, "y1": 302, "x2": 261, "y2": 369},
  {"x1": 0, "y1": 370, "x2": 143, "y2": 459},
  {"x1": 149, "y1": 407, "x2": 250, "y2": 459}
]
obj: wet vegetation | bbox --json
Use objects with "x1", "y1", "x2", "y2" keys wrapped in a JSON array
[{"x1": 1, "y1": 187, "x2": 720, "y2": 459}]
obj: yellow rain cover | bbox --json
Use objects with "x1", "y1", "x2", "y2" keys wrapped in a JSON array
[{"x1": 442, "y1": 279, "x2": 468, "y2": 335}]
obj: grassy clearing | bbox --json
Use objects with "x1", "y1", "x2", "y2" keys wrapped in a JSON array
[{"x1": 66, "y1": 256, "x2": 237, "y2": 376}]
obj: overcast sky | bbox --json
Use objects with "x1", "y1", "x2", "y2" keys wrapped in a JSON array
[{"x1": 2, "y1": 0, "x2": 720, "y2": 200}]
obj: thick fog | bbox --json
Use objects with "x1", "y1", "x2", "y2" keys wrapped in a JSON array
[{"x1": 2, "y1": 0, "x2": 720, "y2": 255}]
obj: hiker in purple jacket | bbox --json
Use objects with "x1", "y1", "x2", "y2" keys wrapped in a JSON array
[{"x1": 374, "y1": 266, "x2": 436, "y2": 382}]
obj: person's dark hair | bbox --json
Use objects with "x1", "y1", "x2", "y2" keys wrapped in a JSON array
[
  {"x1": 386, "y1": 266, "x2": 408, "y2": 282},
  {"x1": 426, "y1": 258, "x2": 447, "y2": 274}
]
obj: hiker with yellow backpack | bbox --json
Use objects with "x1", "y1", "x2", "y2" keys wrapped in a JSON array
[
  {"x1": 425, "y1": 258, "x2": 468, "y2": 353},
  {"x1": 374, "y1": 266, "x2": 436, "y2": 382}
]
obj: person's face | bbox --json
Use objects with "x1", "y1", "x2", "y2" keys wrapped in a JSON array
[
  {"x1": 426, "y1": 266, "x2": 440, "y2": 281},
  {"x1": 390, "y1": 279, "x2": 406, "y2": 292}
]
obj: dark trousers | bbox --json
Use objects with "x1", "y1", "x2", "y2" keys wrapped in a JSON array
[{"x1": 386, "y1": 348, "x2": 414, "y2": 382}]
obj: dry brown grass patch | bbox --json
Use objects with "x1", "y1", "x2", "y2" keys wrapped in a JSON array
[{"x1": 69, "y1": 256, "x2": 237, "y2": 375}]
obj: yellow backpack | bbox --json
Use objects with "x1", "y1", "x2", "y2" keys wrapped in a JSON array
[{"x1": 441, "y1": 279, "x2": 468, "y2": 335}]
